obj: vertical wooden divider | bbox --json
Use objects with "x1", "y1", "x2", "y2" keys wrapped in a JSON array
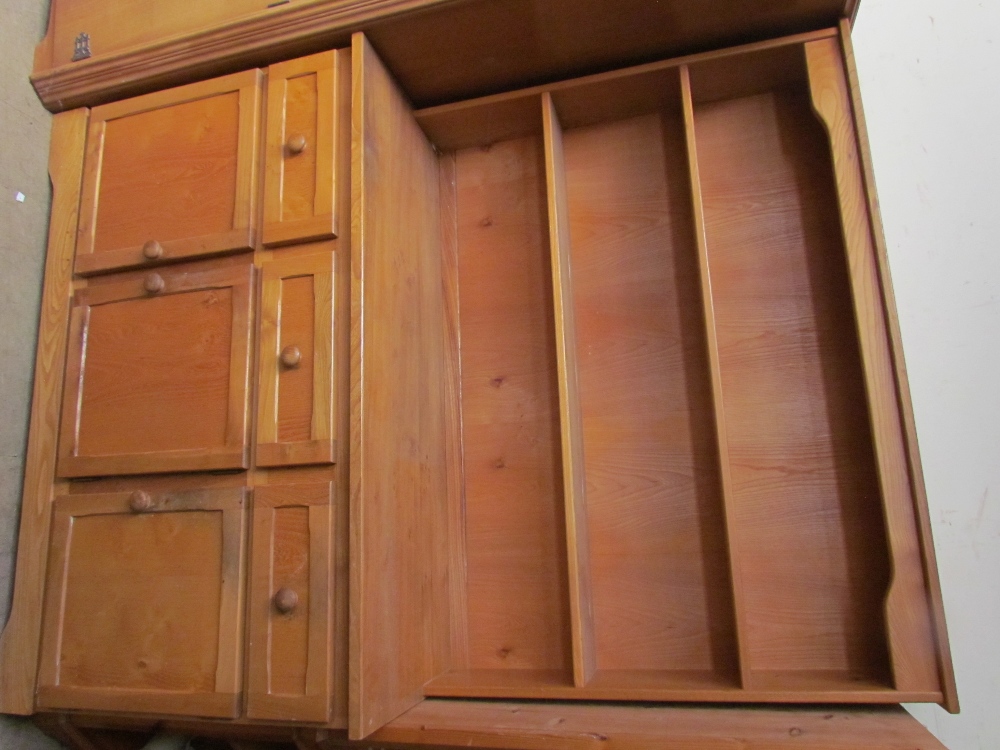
[
  {"x1": 439, "y1": 152, "x2": 470, "y2": 671},
  {"x1": 678, "y1": 66, "x2": 750, "y2": 689},
  {"x1": 804, "y1": 37, "x2": 942, "y2": 696},
  {"x1": 541, "y1": 92, "x2": 596, "y2": 688}
]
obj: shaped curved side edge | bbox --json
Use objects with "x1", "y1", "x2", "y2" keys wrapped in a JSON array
[{"x1": 0, "y1": 107, "x2": 89, "y2": 715}]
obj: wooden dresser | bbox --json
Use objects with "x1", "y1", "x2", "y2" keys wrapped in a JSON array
[{"x1": 0, "y1": 1, "x2": 958, "y2": 748}]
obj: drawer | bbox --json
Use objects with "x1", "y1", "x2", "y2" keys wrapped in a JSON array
[
  {"x1": 256, "y1": 252, "x2": 336, "y2": 467},
  {"x1": 263, "y1": 51, "x2": 341, "y2": 247},
  {"x1": 247, "y1": 481, "x2": 333, "y2": 722},
  {"x1": 75, "y1": 70, "x2": 263, "y2": 276},
  {"x1": 36, "y1": 488, "x2": 248, "y2": 718},
  {"x1": 58, "y1": 261, "x2": 254, "y2": 477}
]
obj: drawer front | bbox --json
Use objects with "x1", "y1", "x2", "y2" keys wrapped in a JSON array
[
  {"x1": 263, "y1": 50, "x2": 340, "y2": 247},
  {"x1": 37, "y1": 488, "x2": 248, "y2": 718},
  {"x1": 247, "y1": 482, "x2": 333, "y2": 722},
  {"x1": 75, "y1": 70, "x2": 262, "y2": 276},
  {"x1": 58, "y1": 261, "x2": 254, "y2": 478},
  {"x1": 256, "y1": 252, "x2": 336, "y2": 467}
]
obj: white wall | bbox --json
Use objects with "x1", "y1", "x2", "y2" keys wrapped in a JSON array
[{"x1": 852, "y1": 2, "x2": 1000, "y2": 749}]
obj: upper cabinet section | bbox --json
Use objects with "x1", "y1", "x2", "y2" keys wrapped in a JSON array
[
  {"x1": 75, "y1": 71, "x2": 262, "y2": 276},
  {"x1": 30, "y1": 0, "x2": 859, "y2": 114}
]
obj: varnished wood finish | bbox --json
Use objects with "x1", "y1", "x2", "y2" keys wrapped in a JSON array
[
  {"x1": 423, "y1": 668, "x2": 938, "y2": 703},
  {"x1": 247, "y1": 482, "x2": 333, "y2": 723},
  {"x1": 415, "y1": 29, "x2": 836, "y2": 150},
  {"x1": 349, "y1": 33, "x2": 450, "y2": 739},
  {"x1": 30, "y1": 0, "x2": 857, "y2": 113},
  {"x1": 806, "y1": 35, "x2": 940, "y2": 696},
  {"x1": 37, "y1": 489, "x2": 248, "y2": 718},
  {"x1": 680, "y1": 64, "x2": 751, "y2": 687},
  {"x1": 563, "y1": 83, "x2": 739, "y2": 683},
  {"x1": 438, "y1": 154, "x2": 471, "y2": 672},
  {"x1": 370, "y1": 701, "x2": 947, "y2": 750},
  {"x1": 329, "y1": 45, "x2": 354, "y2": 729},
  {"x1": 58, "y1": 260, "x2": 255, "y2": 477},
  {"x1": 451, "y1": 132, "x2": 571, "y2": 685},
  {"x1": 542, "y1": 93, "x2": 596, "y2": 689},
  {"x1": 690, "y1": 55, "x2": 893, "y2": 684},
  {"x1": 257, "y1": 252, "x2": 336, "y2": 467},
  {"x1": 838, "y1": 20, "x2": 959, "y2": 712},
  {"x1": 0, "y1": 110, "x2": 89, "y2": 716},
  {"x1": 1, "y1": 10, "x2": 961, "y2": 746},
  {"x1": 75, "y1": 71, "x2": 262, "y2": 276},
  {"x1": 264, "y1": 51, "x2": 339, "y2": 247}
]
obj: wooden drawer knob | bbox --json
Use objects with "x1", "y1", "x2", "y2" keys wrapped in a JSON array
[
  {"x1": 286, "y1": 134, "x2": 307, "y2": 155},
  {"x1": 129, "y1": 491, "x2": 155, "y2": 513},
  {"x1": 143, "y1": 273, "x2": 165, "y2": 294},
  {"x1": 273, "y1": 587, "x2": 299, "y2": 614},
  {"x1": 280, "y1": 345, "x2": 302, "y2": 369},
  {"x1": 142, "y1": 240, "x2": 163, "y2": 260}
]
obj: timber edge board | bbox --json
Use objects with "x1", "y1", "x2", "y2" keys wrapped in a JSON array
[
  {"x1": 33, "y1": 703, "x2": 948, "y2": 750},
  {"x1": 30, "y1": 0, "x2": 860, "y2": 113}
]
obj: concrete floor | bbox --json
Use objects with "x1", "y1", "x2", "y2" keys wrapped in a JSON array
[{"x1": 0, "y1": 0, "x2": 62, "y2": 746}]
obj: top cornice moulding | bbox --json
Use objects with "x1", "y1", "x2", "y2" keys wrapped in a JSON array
[{"x1": 30, "y1": 0, "x2": 456, "y2": 112}]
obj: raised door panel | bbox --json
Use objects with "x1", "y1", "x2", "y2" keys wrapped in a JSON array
[
  {"x1": 36, "y1": 488, "x2": 248, "y2": 718},
  {"x1": 58, "y1": 261, "x2": 254, "y2": 478},
  {"x1": 247, "y1": 482, "x2": 333, "y2": 722},
  {"x1": 256, "y1": 252, "x2": 336, "y2": 467},
  {"x1": 263, "y1": 51, "x2": 339, "y2": 247},
  {"x1": 75, "y1": 70, "x2": 262, "y2": 276}
]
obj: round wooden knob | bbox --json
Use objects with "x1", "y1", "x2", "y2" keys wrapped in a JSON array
[
  {"x1": 129, "y1": 491, "x2": 155, "y2": 513},
  {"x1": 143, "y1": 273, "x2": 165, "y2": 294},
  {"x1": 286, "y1": 134, "x2": 307, "y2": 155},
  {"x1": 273, "y1": 587, "x2": 299, "y2": 614},
  {"x1": 280, "y1": 345, "x2": 302, "y2": 368},
  {"x1": 142, "y1": 240, "x2": 163, "y2": 260}
]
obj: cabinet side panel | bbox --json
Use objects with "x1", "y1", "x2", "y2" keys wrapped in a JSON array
[
  {"x1": 350, "y1": 32, "x2": 450, "y2": 739},
  {"x1": 837, "y1": 22, "x2": 957, "y2": 711},
  {"x1": 0, "y1": 109, "x2": 89, "y2": 715},
  {"x1": 695, "y1": 88, "x2": 893, "y2": 681}
]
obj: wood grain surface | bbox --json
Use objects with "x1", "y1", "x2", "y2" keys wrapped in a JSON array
[
  {"x1": 838, "y1": 19, "x2": 958, "y2": 713},
  {"x1": 349, "y1": 32, "x2": 450, "y2": 739},
  {"x1": 264, "y1": 50, "x2": 339, "y2": 247},
  {"x1": 542, "y1": 93, "x2": 596, "y2": 688},
  {"x1": 371, "y1": 700, "x2": 947, "y2": 750},
  {"x1": 563, "y1": 105, "x2": 737, "y2": 679},
  {"x1": 806, "y1": 34, "x2": 940, "y2": 697},
  {"x1": 453, "y1": 133, "x2": 571, "y2": 680},
  {"x1": 36, "y1": 489, "x2": 247, "y2": 718},
  {"x1": 0, "y1": 109, "x2": 88, "y2": 715},
  {"x1": 257, "y1": 252, "x2": 336, "y2": 467},
  {"x1": 247, "y1": 482, "x2": 333, "y2": 722},
  {"x1": 75, "y1": 71, "x2": 262, "y2": 275},
  {"x1": 58, "y1": 260, "x2": 254, "y2": 477},
  {"x1": 693, "y1": 84, "x2": 892, "y2": 682}
]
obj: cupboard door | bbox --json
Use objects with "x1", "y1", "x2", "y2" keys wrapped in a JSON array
[
  {"x1": 75, "y1": 70, "x2": 262, "y2": 276},
  {"x1": 256, "y1": 252, "x2": 336, "y2": 467},
  {"x1": 58, "y1": 261, "x2": 254, "y2": 477},
  {"x1": 36, "y1": 488, "x2": 248, "y2": 718},
  {"x1": 263, "y1": 51, "x2": 340, "y2": 247},
  {"x1": 247, "y1": 482, "x2": 333, "y2": 721}
]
